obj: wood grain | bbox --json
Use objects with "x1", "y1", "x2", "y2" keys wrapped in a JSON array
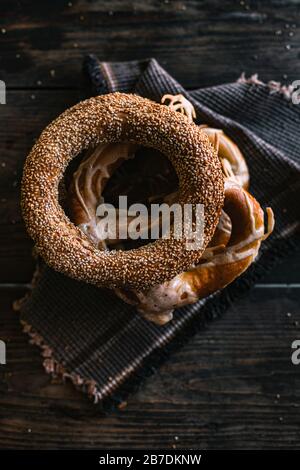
[
  {"x1": 1, "y1": 0, "x2": 299, "y2": 89},
  {"x1": 0, "y1": 286, "x2": 299, "y2": 449},
  {"x1": 0, "y1": 89, "x2": 80, "y2": 282}
]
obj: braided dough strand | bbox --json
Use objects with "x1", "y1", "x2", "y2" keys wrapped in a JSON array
[{"x1": 121, "y1": 180, "x2": 274, "y2": 324}]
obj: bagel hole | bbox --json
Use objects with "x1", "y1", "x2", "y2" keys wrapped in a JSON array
[
  {"x1": 103, "y1": 146, "x2": 178, "y2": 207},
  {"x1": 64, "y1": 144, "x2": 179, "y2": 251}
]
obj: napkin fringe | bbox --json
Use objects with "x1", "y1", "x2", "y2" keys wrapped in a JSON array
[
  {"x1": 20, "y1": 317, "x2": 103, "y2": 403},
  {"x1": 84, "y1": 54, "x2": 296, "y2": 102},
  {"x1": 237, "y1": 72, "x2": 295, "y2": 100},
  {"x1": 13, "y1": 262, "x2": 102, "y2": 403}
]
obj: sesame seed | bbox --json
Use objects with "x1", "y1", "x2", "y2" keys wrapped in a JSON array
[{"x1": 21, "y1": 93, "x2": 224, "y2": 292}]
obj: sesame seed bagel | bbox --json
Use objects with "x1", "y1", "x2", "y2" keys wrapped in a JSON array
[{"x1": 21, "y1": 92, "x2": 224, "y2": 290}]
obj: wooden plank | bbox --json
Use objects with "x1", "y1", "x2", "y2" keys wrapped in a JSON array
[
  {"x1": 0, "y1": 0, "x2": 299, "y2": 452},
  {"x1": 262, "y1": 253, "x2": 300, "y2": 284},
  {"x1": 0, "y1": 89, "x2": 81, "y2": 282},
  {"x1": 0, "y1": 286, "x2": 299, "y2": 449},
  {"x1": 1, "y1": 0, "x2": 299, "y2": 89}
]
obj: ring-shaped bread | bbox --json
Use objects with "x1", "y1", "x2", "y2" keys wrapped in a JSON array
[{"x1": 21, "y1": 93, "x2": 224, "y2": 290}]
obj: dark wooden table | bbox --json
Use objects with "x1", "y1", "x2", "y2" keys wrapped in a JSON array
[{"x1": 0, "y1": 0, "x2": 299, "y2": 449}]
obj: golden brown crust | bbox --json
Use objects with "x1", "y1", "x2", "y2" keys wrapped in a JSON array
[
  {"x1": 21, "y1": 92, "x2": 224, "y2": 290},
  {"x1": 200, "y1": 126, "x2": 250, "y2": 189}
]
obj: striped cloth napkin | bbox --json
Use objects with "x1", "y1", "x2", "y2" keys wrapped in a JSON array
[{"x1": 18, "y1": 57, "x2": 300, "y2": 406}]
